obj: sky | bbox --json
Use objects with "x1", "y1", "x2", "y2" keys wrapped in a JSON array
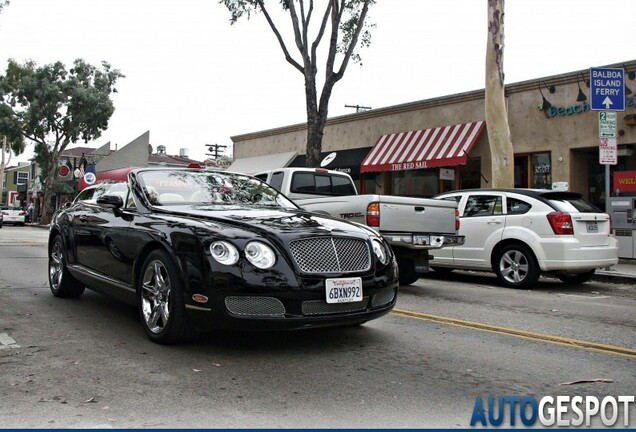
[{"x1": 1, "y1": 0, "x2": 635, "y2": 164}]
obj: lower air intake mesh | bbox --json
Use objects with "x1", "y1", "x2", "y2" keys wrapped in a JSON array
[{"x1": 225, "y1": 296, "x2": 286, "y2": 318}]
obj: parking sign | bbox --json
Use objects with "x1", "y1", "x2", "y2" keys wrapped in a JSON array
[{"x1": 599, "y1": 138, "x2": 617, "y2": 165}]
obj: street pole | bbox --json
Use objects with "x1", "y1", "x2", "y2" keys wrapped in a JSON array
[{"x1": 605, "y1": 164, "x2": 610, "y2": 213}]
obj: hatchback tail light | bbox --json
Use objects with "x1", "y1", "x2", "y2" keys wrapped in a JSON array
[
  {"x1": 546, "y1": 212, "x2": 573, "y2": 235},
  {"x1": 367, "y1": 202, "x2": 380, "y2": 227}
]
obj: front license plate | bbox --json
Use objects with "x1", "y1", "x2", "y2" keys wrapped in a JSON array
[
  {"x1": 325, "y1": 277, "x2": 363, "y2": 304},
  {"x1": 413, "y1": 234, "x2": 430, "y2": 246},
  {"x1": 586, "y1": 222, "x2": 598, "y2": 233}
]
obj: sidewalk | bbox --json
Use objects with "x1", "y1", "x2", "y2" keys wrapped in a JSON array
[{"x1": 594, "y1": 259, "x2": 636, "y2": 285}]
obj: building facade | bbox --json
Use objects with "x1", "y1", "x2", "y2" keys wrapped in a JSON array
[
  {"x1": 231, "y1": 60, "x2": 636, "y2": 211},
  {"x1": 2, "y1": 162, "x2": 32, "y2": 207}
]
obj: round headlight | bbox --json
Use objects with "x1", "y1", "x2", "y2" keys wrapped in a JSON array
[
  {"x1": 245, "y1": 241, "x2": 276, "y2": 269},
  {"x1": 210, "y1": 241, "x2": 239, "y2": 265},
  {"x1": 372, "y1": 239, "x2": 389, "y2": 265}
]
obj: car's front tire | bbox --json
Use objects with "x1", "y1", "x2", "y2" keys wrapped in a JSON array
[
  {"x1": 556, "y1": 269, "x2": 595, "y2": 284},
  {"x1": 494, "y1": 244, "x2": 539, "y2": 289},
  {"x1": 138, "y1": 249, "x2": 195, "y2": 344},
  {"x1": 49, "y1": 235, "x2": 85, "y2": 298}
]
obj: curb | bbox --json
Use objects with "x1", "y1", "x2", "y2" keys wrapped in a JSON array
[{"x1": 592, "y1": 272, "x2": 636, "y2": 285}]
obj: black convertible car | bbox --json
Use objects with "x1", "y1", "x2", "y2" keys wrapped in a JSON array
[{"x1": 48, "y1": 168, "x2": 399, "y2": 344}]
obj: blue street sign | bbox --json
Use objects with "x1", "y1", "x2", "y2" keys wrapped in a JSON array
[{"x1": 590, "y1": 67, "x2": 625, "y2": 111}]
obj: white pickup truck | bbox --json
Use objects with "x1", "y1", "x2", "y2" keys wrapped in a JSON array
[{"x1": 254, "y1": 167, "x2": 464, "y2": 285}]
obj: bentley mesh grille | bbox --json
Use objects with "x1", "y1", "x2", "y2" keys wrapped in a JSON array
[
  {"x1": 302, "y1": 298, "x2": 369, "y2": 315},
  {"x1": 224, "y1": 296, "x2": 286, "y2": 318},
  {"x1": 371, "y1": 287, "x2": 397, "y2": 307},
  {"x1": 289, "y1": 237, "x2": 371, "y2": 274}
]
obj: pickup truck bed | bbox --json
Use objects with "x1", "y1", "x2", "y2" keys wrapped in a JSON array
[{"x1": 253, "y1": 167, "x2": 464, "y2": 285}]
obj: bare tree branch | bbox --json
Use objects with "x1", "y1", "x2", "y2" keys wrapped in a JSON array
[{"x1": 256, "y1": 0, "x2": 304, "y2": 73}]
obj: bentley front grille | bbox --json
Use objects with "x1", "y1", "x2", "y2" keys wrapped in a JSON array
[
  {"x1": 224, "y1": 296, "x2": 286, "y2": 318},
  {"x1": 371, "y1": 287, "x2": 397, "y2": 307},
  {"x1": 302, "y1": 298, "x2": 369, "y2": 316},
  {"x1": 289, "y1": 237, "x2": 371, "y2": 274}
]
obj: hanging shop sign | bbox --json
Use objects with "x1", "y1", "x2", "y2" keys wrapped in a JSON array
[
  {"x1": 439, "y1": 168, "x2": 455, "y2": 181},
  {"x1": 544, "y1": 96, "x2": 634, "y2": 119}
]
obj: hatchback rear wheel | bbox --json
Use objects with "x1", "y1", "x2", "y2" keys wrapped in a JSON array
[{"x1": 494, "y1": 244, "x2": 539, "y2": 289}]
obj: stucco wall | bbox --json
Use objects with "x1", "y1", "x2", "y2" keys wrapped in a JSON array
[{"x1": 232, "y1": 60, "x2": 636, "y2": 192}]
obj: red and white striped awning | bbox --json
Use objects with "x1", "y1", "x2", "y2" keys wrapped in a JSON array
[{"x1": 360, "y1": 121, "x2": 486, "y2": 173}]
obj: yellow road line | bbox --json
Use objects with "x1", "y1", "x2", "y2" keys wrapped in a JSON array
[{"x1": 391, "y1": 308, "x2": 636, "y2": 359}]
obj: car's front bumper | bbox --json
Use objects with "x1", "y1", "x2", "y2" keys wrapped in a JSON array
[{"x1": 184, "y1": 268, "x2": 399, "y2": 331}]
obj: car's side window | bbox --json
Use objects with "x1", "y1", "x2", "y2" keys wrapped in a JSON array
[
  {"x1": 290, "y1": 173, "x2": 314, "y2": 193},
  {"x1": 269, "y1": 172, "x2": 284, "y2": 192},
  {"x1": 463, "y1": 195, "x2": 503, "y2": 217},
  {"x1": 507, "y1": 197, "x2": 532, "y2": 215},
  {"x1": 74, "y1": 188, "x2": 95, "y2": 204},
  {"x1": 440, "y1": 196, "x2": 461, "y2": 204}
]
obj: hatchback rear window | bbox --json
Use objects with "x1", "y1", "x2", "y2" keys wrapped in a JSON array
[{"x1": 547, "y1": 197, "x2": 601, "y2": 213}]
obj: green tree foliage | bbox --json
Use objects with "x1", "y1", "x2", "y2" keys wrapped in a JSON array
[
  {"x1": 220, "y1": 0, "x2": 375, "y2": 167},
  {"x1": 0, "y1": 58, "x2": 124, "y2": 220}
]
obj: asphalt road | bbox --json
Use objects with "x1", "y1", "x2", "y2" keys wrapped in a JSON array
[{"x1": 0, "y1": 226, "x2": 634, "y2": 428}]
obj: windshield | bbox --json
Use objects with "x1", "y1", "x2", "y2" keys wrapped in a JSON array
[{"x1": 137, "y1": 169, "x2": 298, "y2": 210}]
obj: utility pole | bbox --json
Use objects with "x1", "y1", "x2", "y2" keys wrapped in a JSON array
[
  {"x1": 345, "y1": 104, "x2": 372, "y2": 113},
  {"x1": 205, "y1": 143, "x2": 228, "y2": 160}
]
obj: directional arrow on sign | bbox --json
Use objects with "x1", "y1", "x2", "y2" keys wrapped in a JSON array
[{"x1": 602, "y1": 97, "x2": 614, "y2": 109}]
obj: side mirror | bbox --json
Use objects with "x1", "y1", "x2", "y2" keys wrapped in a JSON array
[{"x1": 97, "y1": 194, "x2": 124, "y2": 209}]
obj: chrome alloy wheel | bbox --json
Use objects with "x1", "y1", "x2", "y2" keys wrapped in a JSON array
[
  {"x1": 141, "y1": 260, "x2": 172, "y2": 334},
  {"x1": 498, "y1": 249, "x2": 530, "y2": 284},
  {"x1": 49, "y1": 240, "x2": 65, "y2": 290}
]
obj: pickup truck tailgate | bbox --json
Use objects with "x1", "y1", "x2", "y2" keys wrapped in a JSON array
[{"x1": 377, "y1": 195, "x2": 457, "y2": 233}]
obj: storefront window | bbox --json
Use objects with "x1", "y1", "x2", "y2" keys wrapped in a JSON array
[
  {"x1": 460, "y1": 158, "x2": 481, "y2": 189},
  {"x1": 532, "y1": 153, "x2": 551, "y2": 189},
  {"x1": 391, "y1": 170, "x2": 438, "y2": 197},
  {"x1": 361, "y1": 172, "x2": 380, "y2": 194},
  {"x1": 514, "y1": 152, "x2": 551, "y2": 189}
]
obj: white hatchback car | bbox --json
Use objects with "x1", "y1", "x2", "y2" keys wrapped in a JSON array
[
  {"x1": 431, "y1": 189, "x2": 619, "y2": 288},
  {"x1": 0, "y1": 206, "x2": 26, "y2": 226}
]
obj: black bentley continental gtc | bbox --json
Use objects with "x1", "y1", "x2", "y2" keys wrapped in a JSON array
[{"x1": 48, "y1": 168, "x2": 399, "y2": 344}]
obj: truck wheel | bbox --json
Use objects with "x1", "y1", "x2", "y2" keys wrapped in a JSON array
[{"x1": 397, "y1": 259, "x2": 420, "y2": 286}]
